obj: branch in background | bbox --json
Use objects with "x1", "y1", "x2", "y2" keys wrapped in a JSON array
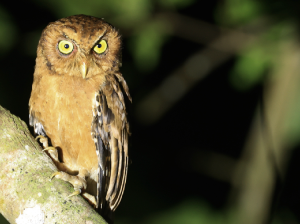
[
  {"x1": 0, "y1": 106, "x2": 107, "y2": 224},
  {"x1": 229, "y1": 38, "x2": 300, "y2": 224},
  {"x1": 136, "y1": 13, "x2": 264, "y2": 125},
  {"x1": 191, "y1": 150, "x2": 236, "y2": 183}
]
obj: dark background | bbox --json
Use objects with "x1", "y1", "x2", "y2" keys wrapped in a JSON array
[{"x1": 1, "y1": 0, "x2": 300, "y2": 223}]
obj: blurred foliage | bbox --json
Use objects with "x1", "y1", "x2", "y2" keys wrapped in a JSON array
[
  {"x1": 215, "y1": 0, "x2": 297, "y2": 91},
  {"x1": 117, "y1": 200, "x2": 225, "y2": 224},
  {"x1": 0, "y1": 6, "x2": 16, "y2": 55},
  {"x1": 284, "y1": 87, "x2": 300, "y2": 148},
  {"x1": 229, "y1": 21, "x2": 296, "y2": 91},
  {"x1": 215, "y1": 0, "x2": 263, "y2": 26},
  {"x1": 142, "y1": 200, "x2": 224, "y2": 224},
  {"x1": 31, "y1": 0, "x2": 152, "y2": 26},
  {"x1": 229, "y1": 45, "x2": 271, "y2": 91},
  {"x1": 272, "y1": 210, "x2": 299, "y2": 224},
  {"x1": 216, "y1": 0, "x2": 300, "y2": 153},
  {"x1": 157, "y1": 0, "x2": 196, "y2": 9},
  {"x1": 129, "y1": 20, "x2": 170, "y2": 71}
]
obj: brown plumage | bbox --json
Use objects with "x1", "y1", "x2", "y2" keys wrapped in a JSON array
[{"x1": 28, "y1": 15, "x2": 131, "y2": 220}]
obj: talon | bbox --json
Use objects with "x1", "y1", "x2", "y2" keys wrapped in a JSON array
[
  {"x1": 35, "y1": 135, "x2": 45, "y2": 141},
  {"x1": 50, "y1": 171, "x2": 61, "y2": 180},
  {"x1": 48, "y1": 170, "x2": 87, "y2": 201},
  {"x1": 67, "y1": 190, "x2": 81, "y2": 198},
  {"x1": 35, "y1": 135, "x2": 50, "y2": 149},
  {"x1": 82, "y1": 192, "x2": 97, "y2": 208},
  {"x1": 43, "y1": 146, "x2": 56, "y2": 152}
]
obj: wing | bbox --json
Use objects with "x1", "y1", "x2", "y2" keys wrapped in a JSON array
[{"x1": 91, "y1": 73, "x2": 131, "y2": 212}]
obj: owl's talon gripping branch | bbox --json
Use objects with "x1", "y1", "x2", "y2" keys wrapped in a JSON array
[
  {"x1": 50, "y1": 171, "x2": 86, "y2": 190},
  {"x1": 50, "y1": 171, "x2": 61, "y2": 180},
  {"x1": 35, "y1": 135, "x2": 59, "y2": 163},
  {"x1": 35, "y1": 135, "x2": 49, "y2": 147},
  {"x1": 50, "y1": 171, "x2": 94, "y2": 200},
  {"x1": 42, "y1": 146, "x2": 56, "y2": 152},
  {"x1": 67, "y1": 190, "x2": 81, "y2": 198}
]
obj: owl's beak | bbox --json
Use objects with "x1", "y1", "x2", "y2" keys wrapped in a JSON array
[{"x1": 81, "y1": 61, "x2": 88, "y2": 79}]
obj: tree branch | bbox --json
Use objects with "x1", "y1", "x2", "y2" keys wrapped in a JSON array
[{"x1": 0, "y1": 105, "x2": 107, "y2": 224}]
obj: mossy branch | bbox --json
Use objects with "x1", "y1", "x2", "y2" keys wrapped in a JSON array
[{"x1": 0, "y1": 106, "x2": 107, "y2": 224}]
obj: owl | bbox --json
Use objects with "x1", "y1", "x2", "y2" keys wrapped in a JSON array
[{"x1": 29, "y1": 15, "x2": 131, "y2": 221}]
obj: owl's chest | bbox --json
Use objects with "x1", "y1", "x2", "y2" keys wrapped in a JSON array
[
  {"x1": 32, "y1": 75, "x2": 102, "y2": 147},
  {"x1": 43, "y1": 76, "x2": 94, "y2": 125},
  {"x1": 30, "y1": 75, "x2": 102, "y2": 171}
]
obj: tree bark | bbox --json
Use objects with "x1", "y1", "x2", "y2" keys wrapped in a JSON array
[
  {"x1": 229, "y1": 35, "x2": 300, "y2": 224},
  {"x1": 0, "y1": 106, "x2": 107, "y2": 224}
]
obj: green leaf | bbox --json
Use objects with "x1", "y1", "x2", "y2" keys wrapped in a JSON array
[
  {"x1": 215, "y1": 0, "x2": 262, "y2": 26},
  {"x1": 230, "y1": 47, "x2": 269, "y2": 90},
  {"x1": 157, "y1": 0, "x2": 195, "y2": 9},
  {"x1": 143, "y1": 199, "x2": 224, "y2": 224},
  {"x1": 129, "y1": 21, "x2": 169, "y2": 72}
]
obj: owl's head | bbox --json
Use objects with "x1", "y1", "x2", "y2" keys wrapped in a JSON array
[{"x1": 36, "y1": 15, "x2": 122, "y2": 79}]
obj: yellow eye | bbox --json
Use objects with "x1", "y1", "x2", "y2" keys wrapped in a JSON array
[
  {"x1": 94, "y1": 40, "x2": 107, "y2": 54},
  {"x1": 58, "y1": 40, "x2": 74, "y2": 55}
]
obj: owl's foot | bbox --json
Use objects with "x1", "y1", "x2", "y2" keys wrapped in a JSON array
[
  {"x1": 82, "y1": 192, "x2": 97, "y2": 208},
  {"x1": 51, "y1": 171, "x2": 87, "y2": 193},
  {"x1": 35, "y1": 135, "x2": 49, "y2": 147},
  {"x1": 51, "y1": 171, "x2": 97, "y2": 207},
  {"x1": 35, "y1": 135, "x2": 59, "y2": 163}
]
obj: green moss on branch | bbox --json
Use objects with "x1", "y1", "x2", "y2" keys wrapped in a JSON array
[{"x1": 0, "y1": 106, "x2": 107, "y2": 224}]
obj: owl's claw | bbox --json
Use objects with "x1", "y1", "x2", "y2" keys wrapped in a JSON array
[
  {"x1": 43, "y1": 146, "x2": 59, "y2": 163},
  {"x1": 35, "y1": 135, "x2": 48, "y2": 147},
  {"x1": 50, "y1": 170, "x2": 97, "y2": 206},
  {"x1": 43, "y1": 146, "x2": 56, "y2": 152},
  {"x1": 67, "y1": 190, "x2": 81, "y2": 198},
  {"x1": 83, "y1": 192, "x2": 97, "y2": 208},
  {"x1": 50, "y1": 171, "x2": 89, "y2": 196},
  {"x1": 35, "y1": 135, "x2": 46, "y2": 140},
  {"x1": 50, "y1": 171, "x2": 61, "y2": 180},
  {"x1": 35, "y1": 135, "x2": 59, "y2": 163},
  {"x1": 35, "y1": 135, "x2": 43, "y2": 140},
  {"x1": 50, "y1": 171, "x2": 86, "y2": 188}
]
